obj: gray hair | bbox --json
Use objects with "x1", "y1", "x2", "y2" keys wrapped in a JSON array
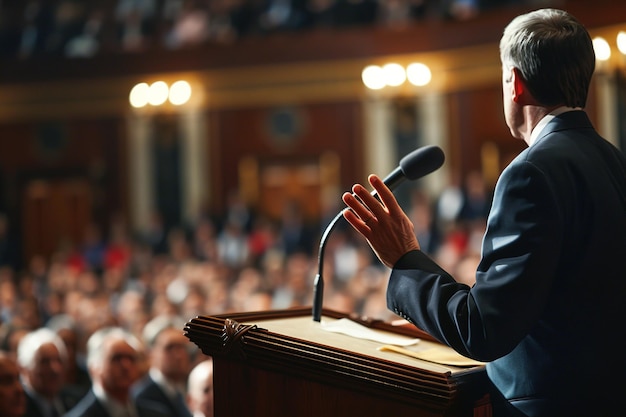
[
  {"x1": 86, "y1": 326, "x2": 143, "y2": 370},
  {"x1": 499, "y1": 8, "x2": 595, "y2": 108},
  {"x1": 142, "y1": 314, "x2": 186, "y2": 348},
  {"x1": 17, "y1": 328, "x2": 67, "y2": 370}
]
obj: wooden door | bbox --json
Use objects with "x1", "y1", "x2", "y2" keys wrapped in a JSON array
[{"x1": 21, "y1": 178, "x2": 92, "y2": 263}]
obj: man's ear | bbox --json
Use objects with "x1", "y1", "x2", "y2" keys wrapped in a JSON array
[
  {"x1": 511, "y1": 68, "x2": 526, "y2": 103},
  {"x1": 87, "y1": 363, "x2": 100, "y2": 382}
]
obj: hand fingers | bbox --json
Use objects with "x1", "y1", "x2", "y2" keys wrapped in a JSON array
[
  {"x1": 342, "y1": 192, "x2": 374, "y2": 223},
  {"x1": 368, "y1": 174, "x2": 403, "y2": 216},
  {"x1": 350, "y1": 183, "x2": 385, "y2": 220}
]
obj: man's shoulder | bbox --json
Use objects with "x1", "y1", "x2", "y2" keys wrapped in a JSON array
[
  {"x1": 136, "y1": 400, "x2": 176, "y2": 417},
  {"x1": 63, "y1": 391, "x2": 108, "y2": 417},
  {"x1": 24, "y1": 391, "x2": 45, "y2": 417},
  {"x1": 131, "y1": 374, "x2": 162, "y2": 397}
]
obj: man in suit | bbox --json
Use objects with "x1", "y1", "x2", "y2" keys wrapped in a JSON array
[
  {"x1": 63, "y1": 327, "x2": 167, "y2": 417},
  {"x1": 0, "y1": 352, "x2": 25, "y2": 417},
  {"x1": 342, "y1": 8, "x2": 626, "y2": 417},
  {"x1": 17, "y1": 328, "x2": 82, "y2": 417},
  {"x1": 131, "y1": 315, "x2": 192, "y2": 417}
]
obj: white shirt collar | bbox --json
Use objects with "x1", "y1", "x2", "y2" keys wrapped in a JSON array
[{"x1": 529, "y1": 106, "x2": 581, "y2": 147}]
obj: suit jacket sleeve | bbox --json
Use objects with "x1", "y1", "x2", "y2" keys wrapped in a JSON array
[{"x1": 387, "y1": 158, "x2": 562, "y2": 361}]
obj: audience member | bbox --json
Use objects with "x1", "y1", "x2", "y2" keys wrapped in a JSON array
[
  {"x1": 114, "y1": 0, "x2": 158, "y2": 51},
  {"x1": 164, "y1": 0, "x2": 210, "y2": 48},
  {"x1": 78, "y1": 224, "x2": 107, "y2": 274},
  {"x1": 132, "y1": 315, "x2": 193, "y2": 417},
  {"x1": 64, "y1": 326, "x2": 165, "y2": 417},
  {"x1": 43, "y1": 0, "x2": 87, "y2": 56},
  {"x1": 278, "y1": 200, "x2": 316, "y2": 257},
  {"x1": 64, "y1": 5, "x2": 107, "y2": 58},
  {"x1": 0, "y1": 352, "x2": 26, "y2": 417},
  {"x1": 17, "y1": 328, "x2": 82, "y2": 416},
  {"x1": 0, "y1": 325, "x2": 28, "y2": 361},
  {"x1": 377, "y1": 0, "x2": 425, "y2": 28},
  {"x1": 186, "y1": 359, "x2": 213, "y2": 417},
  {"x1": 45, "y1": 315, "x2": 91, "y2": 400}
]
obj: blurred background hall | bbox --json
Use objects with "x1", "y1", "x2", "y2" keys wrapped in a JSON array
[{"x1": 0, "y1": 0, "x2": 625, "y2": 413}]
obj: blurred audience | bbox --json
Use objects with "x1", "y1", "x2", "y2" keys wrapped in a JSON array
[
  {"x1": 0, "y1": 0, "x2": 550, "y2": 59},
  {"x1": 0, "y1": 169, "x2": 491, "y2": 417}
]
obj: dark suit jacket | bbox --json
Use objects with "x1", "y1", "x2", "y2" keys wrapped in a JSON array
[
  {"x1": 387, "y1": 111, "x2": 626, "y2": 417},
  {"x1": 62, "y1": 390, "x2": 170, "y2": 417},
  {"x1": 131, "y1": 375, "x2": 192, "y2": 417},
  {"x1": 24, "y1": 386, "x2": 84, "y2": 417}
]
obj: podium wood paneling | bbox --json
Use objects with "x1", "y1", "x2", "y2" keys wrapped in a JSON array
[{"x1": 185, "y1": 308, "x2": 491, "y2": 417}]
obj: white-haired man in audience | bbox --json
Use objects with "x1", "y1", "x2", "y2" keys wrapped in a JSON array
[
  {"x1": 131, "y1": 315, "x2": 193, "y2": 417},
  {"x1": 186, "y1": 359, "x2": 213, "y2": 417},
  {"x1": 64, "y1": 326, "x2": 168, "y2": 417},
  {"x1": 17, "y1": 328, "x2": 82, "y2": 416}
]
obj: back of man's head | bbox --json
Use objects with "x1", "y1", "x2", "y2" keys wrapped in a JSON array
[{"x1": 499, "y1": 8, "x2": 595, "y2": 108}]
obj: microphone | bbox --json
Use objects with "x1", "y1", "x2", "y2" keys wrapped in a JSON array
[
  {"x1": 312, "y1": 145, "x2": 445, "y2": 322},
  {"x1": 374, "y1": 145, "x2": 446, "y2": 197}
]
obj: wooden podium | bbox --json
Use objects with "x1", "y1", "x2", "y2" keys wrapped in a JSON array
[{"x1": 185, "y1": 308, "x2": 491, "y2": 417}]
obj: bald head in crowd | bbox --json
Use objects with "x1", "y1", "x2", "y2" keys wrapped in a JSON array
[{"x1": 186, "y1": 359, "x2": 214, "y2": 417}]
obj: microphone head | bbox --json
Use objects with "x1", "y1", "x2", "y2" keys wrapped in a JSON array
[{"x1": 399, "y1": 145, "x2": 445, "y2": 180}]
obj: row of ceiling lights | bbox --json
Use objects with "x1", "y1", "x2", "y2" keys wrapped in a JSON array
[
  {"x1": 129, "y1": 80, "x2": 192, "y2": 108},
  {"x1": 361, "y1": 62, "x2": 432, "y2": 90}
]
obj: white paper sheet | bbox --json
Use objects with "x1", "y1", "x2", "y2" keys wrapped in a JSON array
[{"x1": 321, "y1": 318, "x2": 420, "y2": 347}]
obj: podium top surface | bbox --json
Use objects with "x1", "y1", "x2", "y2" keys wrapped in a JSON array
[
  {"x1": 245, "y1": 314, "x2": 483, "y2": 374},
  {"x1": 185, "y1": 308, "x2": 488, "y2": 410}
]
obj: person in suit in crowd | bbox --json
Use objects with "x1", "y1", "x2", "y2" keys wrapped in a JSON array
[
  {"x1": 342, "y1": 8, "x2": 626, "y2": 417},
  {"x1": 17, "y1": 328, "x2": 82, "y2": 416},
  {"x1": 45, "y1": 315, "x2": 91, "y2": 402},
  {"x1": 186, "y1": 359, "x2": 213, "y2": 417},
  {"x1": 0, "y1": 352, "x2": 26, "y2": 417},
  {"x1": 131, "y1": 315, "x2": 193, "y2": 417},
  {"x1": 63, "y1": 327, "x2": 167, "y2": 417}
]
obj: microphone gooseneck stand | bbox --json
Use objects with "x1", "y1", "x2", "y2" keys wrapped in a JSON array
[{"x1": 312, "y1": 209, "x2": 344, "y2": 322}]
